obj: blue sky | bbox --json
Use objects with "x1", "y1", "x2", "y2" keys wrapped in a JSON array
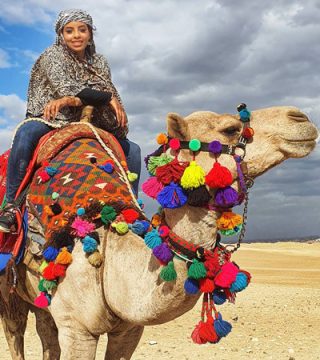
[{"x1": 0, "y1": 1, "x2": 319, "y2": 240}]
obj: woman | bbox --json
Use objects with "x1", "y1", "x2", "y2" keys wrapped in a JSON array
[{"x1": 0, "y1": 9, "x2": 141, "y2": 233}]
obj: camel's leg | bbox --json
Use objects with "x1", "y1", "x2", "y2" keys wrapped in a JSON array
[
  {"x1": 105, "y1": 324, "x2": 144, "y2": 360},
  {"x1": 0, "y1": 298, "x2": 29, "y2": 360},
  {"x1": 31, "y1": 306, "x2": 61, "y2": 360}
]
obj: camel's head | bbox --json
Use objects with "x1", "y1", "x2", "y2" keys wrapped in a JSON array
[{"x1": 167, "y1": 106, "x2": 318, "y2": 179}]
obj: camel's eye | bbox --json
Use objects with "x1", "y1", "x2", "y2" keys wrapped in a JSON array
[{"x1": 222, "y1": 126, "x2": 241, "y2": 136}]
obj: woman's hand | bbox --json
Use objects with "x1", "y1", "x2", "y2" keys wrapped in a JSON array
[
  {"x1": 109, "y1": 96, "x2": 127, "y2": 128},
  {"x1": 43, "y1": 96, "x2": 82, "y2": 120}
]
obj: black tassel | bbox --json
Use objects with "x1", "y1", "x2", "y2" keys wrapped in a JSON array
[{"x1": 187, "y1": 185, "x2": 211, "y2": 207}]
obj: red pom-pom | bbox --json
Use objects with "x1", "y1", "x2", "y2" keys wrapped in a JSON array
[
  {"x1": 242, "y1": 127, "x2": 254, "y2": 139},
  {"x1": 169, "y1": 138, "x2": 181, "y2": 151},
  {"x1": 191, "y1": 321, "x2": 207, "y2": 344},
  {"x1": 155, "y1": 158, "x2": 189, "y2": 185},
  {"x1": 198, "y1": 317, "x2": 219, "y2": 343},
  {"x1": 205, "y1": 162, "x2": 233, "y2": 189},
  {"x1": 158, "y1": 225, "x2": 170, "y2": 238},
  {"x1": 42, "y1": 262, "x2": 56, "y2": 280},
  {"x1": 204, "y1": 252, "x2": 220, "y2": 278},
  {"x1": 38, "y1": 169, "x2": 51, "y2": 183},
  {"x1": 42, "y1": 160, "x2": 49, "y2": 167},
  {"x1": 121, "y1": 209, "x2": 140, "y2": 224},
  {"x1": 199, "y1": 278, "x2": 215, "y2": 293},
  {"x1": 214, "y1": 262, "x2": 239, "y2": 288},
  {"x1": 53, "y1": 263, "x2": 66, "y2": 278}
]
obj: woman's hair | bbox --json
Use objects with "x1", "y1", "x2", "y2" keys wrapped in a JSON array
[{"x1": 55, "y1": 9, "x2": 96, "y2": 58}]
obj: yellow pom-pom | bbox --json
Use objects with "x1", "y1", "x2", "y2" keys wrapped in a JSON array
[
  {"x1": 156, "y1": 133, "x2": 169, "y2": 145},
  {"x1": 55, "y1": 247, "x2": 73, "y2": 265},
  {"x1": 111, "y1": 221, "x2": 129, "y2": 235},
  {"x1": 180, "y1": 161, "x2": 205, "y2": 189},
  {"x1": 151, "y1": 213, "x2": 161, "y2": 227},
  {"x1": 44, "y1": 205, "x2": 54, "y2": 217},
  {"x1": 217, "y1": 212, "x2": 243, "y2": 230},
  {"x1": 39, "y1": 260, "x2": 49, "y2": 274},
  {"x1": 120, "y1": 160, "x2": 128, "y2": 170},
  {"x1": 127, "y1": 171, "x2": 138, "y2": 182},
  {"x1": 88, "y1": 251, "x2": 103, "y2": 268}
]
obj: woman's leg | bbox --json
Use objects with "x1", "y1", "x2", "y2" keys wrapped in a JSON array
[
  {"x1": 0, "y1": 121, "x2": 53, "y2": 232},
  {"x1": 117, "y1": 139, "x2": 141, "y2": 195}
]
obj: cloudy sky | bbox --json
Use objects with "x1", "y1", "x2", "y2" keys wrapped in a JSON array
[{"x1": 0, "y1": 0, "x2": 319, "y2": 240}]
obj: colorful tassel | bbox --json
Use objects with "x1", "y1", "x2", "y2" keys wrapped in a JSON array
[
  {"x1": 198, "y1": 317, "x2": 219, "y2": 343},
  {"x1": 42, "y1": 246, "x2": 59, "y2": 262},
  {"x1": 188, "y1": 259, "x2": 207, "y2": 280},
  {"x1": 147, "y1": 154, "x2": 174, "y2": 175},
  {"x1": 82, "y1": 236, "x2": 98, "y2": 253},
  {"x1": 217, "y1": 212, "x2": 243, "y2": 231},
  {"x1": 220, "y1": 224, "x2": 242, "y2": 236},
  {"x1": 129, "y1": 220, "x2": 148, "y2": 235},
  {"x1": 39, "y1": 261, "x2": 49, "y2": 274},
  {"x1": 42, "y1": 262, "x2": 56, "y2": 281},
  {"x1": 158, "y1": 225, "x2": 170, "y2": 238},
  {"x1": 155, "y1": 158, "x2": 189, "y2": 185},
  {"x1": 101, "y1": 205, "x2": 117, "y2": 224},
  {"x1": 38, "y1": 279, "x2": 57, "y2": 292},
  {"x1": 45, "y1": 166, "x2": 57, "y2": 176},
  {"x1": 55, "y1": 247, "x2": 73, "y2": 265},
  {"x1": 205, "y1": 162, "x2": 233, "y2": 189},
  {"x1": 152, "y1": 243, "x2": 173, "y2": 264},
  {"x1": 157, "y1": 182, "x2": 187, "y2": 209},
  {"x1": 141, "y1": 176, "x2": 164, "y2": 199},
  {"x1": 144, "y1": 229, "x2": 162, "y2": 249},
  {"x1": 71, "y1": 217, "x2": 95, "y2": 237},
  {"x1": 52, "y1": 263, "x2": 66, "y2": 278},
  {"x1": 160, "y1": 261, "x2": 177, "y2": 281},
  {"x1": 156, "y1": 133, "x2": 168, "y2": 145},
  {"x1": 214, "y1": 313, "x2": 232, "y2": 338},
  {"x1": 88, "y1": 251, "x2": 103, "y2": 267},
  {"x1": 76, "y1": 207, "x2": 85, "y2": 216},
  {"x1": 169, "y1": 138, "x2": 181, "y2": 151},
  {"x1": 184, "y1": 278, "x2": 200, "y2": 294},
  {"x1": 121, "y1": 209, "x2": 140, "y2": 224},
  {"x1": 151, "y1": 213, "x2": 162, "y2": 227},
  {"x1": 34, "y1": 292, "x2": 50, "y2": 308},
  {"x1": 180, "y1": 161, "x2": 205, "y2": 189},
  {"x1": 189, "y1": 139, "x2": 201, "y2": 152},
  {"x1": 111, "y1": 221, "x2": 129, "y2": 235},
  {"x1": 214, "y1": 262, "x2": 239, "y2": 288},
  {"x1": 199, "y1": 278, "x2": 215, "y2": 293},
  {"x1": 127, "y1": 171, "x2": 138, "y2": 182},
  {"x1": 191, "y1": 322, "x2": 207, "y2": 344},
  {"x1": 215, "y1": 186, "x2": 239, "y2": 207},
  {"x1": 187, "y1": 185, "x2": 211, "y2": 207},
  {"x1": 208, "y1": 141, "x2": 222, "y2": 154},
  {"x1": 230, "y1": 272, "x2": 249, "y2": 292},
  {"x1": 38, "y1": 169, "x2": 51, "y2": 183},
  {"x1": 212, "y1": 289, "x2": 227, "y2": 305},
  {"x1": 98, "y1": 162, "x2": 114, "y2": 173}
]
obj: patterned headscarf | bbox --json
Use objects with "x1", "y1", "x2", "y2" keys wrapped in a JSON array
[{"x1": 55, "y1": 9, "x2": 96, "y2": 58}]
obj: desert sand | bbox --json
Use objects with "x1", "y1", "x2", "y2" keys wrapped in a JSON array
[{"x1": 1, "y1": 241, "x2": 320, "y2": 359}]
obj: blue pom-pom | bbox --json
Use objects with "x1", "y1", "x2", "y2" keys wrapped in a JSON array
[
  {"x1": 140, "y1": 220, "x2": 150, "y2": 233},
  {"x1": 98, "y1": 163, "x2": 114, "y2": 173},
  {"x1": 45, "y1": 293, "x2": 52, "y2": 305},
  {"x1": 144, "y1": 229, "x2": 162, "y2": 249},
  {"x1": 137, "y1": 199, "x2": 144, "y2": 209},
  {"x1": 45, "y1": 166, "x2": 57, "y2": 176},
  {"x1": 239, "y1": 109, "x2": 251, "y2": 122},
  {"x1": 230, "y1": 272, "x2": 248, "y2": 292},
  {"x1": 82, "y1": 236, "x2": 98, "y2": 253},
  {"x1": 214, "y1": 313, "x2": 232, "y2": 338},
  {"x1": 212, "y1": 289, "x2": 227, "y2": 305},
  {"x1": 184, "y1": 278, "x2": 199, "y2": 295},
  {"x1": 42, "y1": 246, "x2": 59, "y2": 261},
  {"x1": 77, "y1": 207, "x2": 85, "y2": 216},
  {"x1": 129, "y1": 220, "x2": 147, "y2": 235},
  {"x1": 157, "y1": 182, "x2": 187, "y2": 209}
]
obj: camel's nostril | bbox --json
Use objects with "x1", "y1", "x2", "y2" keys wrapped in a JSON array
[{"x1": 287, "y1": 111, "x2": 309, "y2": 123}]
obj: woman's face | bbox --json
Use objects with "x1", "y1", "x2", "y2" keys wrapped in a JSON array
[{"x1": 62, "y1": 21, "x2": 91, "y2": 58}]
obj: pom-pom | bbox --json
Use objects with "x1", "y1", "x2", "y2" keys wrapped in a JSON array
[
  {"x1": 89, "y1": 157, "x2": 97, "y2": 164},
  {"x1": 199, "y1": 278, "x2": 215, "y2": 293},
  {"x1": 38, "y1": 169, "x2": 51, "y2": 183},
  {"x1": 101, "y1": 205, "x2": 117, "y2": 224},
  {"x1": 187, "y1": 185, "x2": 211, "y2": 207},
  {"x1": 151, "y1": 213, "x2": 162, "y2": 227},
  {"x1": 82, "y1": 236, "x2": 98, "y2": 253},
  {"x1": 51, "y1": 230, "x2": 75, "y2": 249},
  {"x1": 191, "y1": 322, "x2": 207, "y2": 344},
  {"x1": 144, "y1": 229, "x2": 162, "y2": 249},
  {"x1": 156, "y1": 133, "x2": 168, "y2": 145},
  {"x1": 214, "y1": 262, "x2": 239, "y2": 288},
  {"x1": 38, "y1": 279, "x2": 57, "y2": 292},
  {"x1": 219, "y1": 224, "x2": 242, "y2": 236},
  {"x1": 204, "y1": 253, "x2": 220, "y2": 278},
  {"x1": 50, "y1": 203, "x2": 62, "y2": 215},
  {"x1": 76, "y1": 207, "x2": 85, "y2": 216},
  {"x1": 230, "y1": 272, "x2": 249, "y2": 292},
  {"x1": 198, "y1": 317, "x2": 219, "y2": 343},
  {"x1": 239, "y1": 108, "x2": 251, "y2": 122},
  {"x1": 111, "y1": 222, "x2": 129, "y2": 235},
  {"x1": 157, "y1": 182, "x2": 187, "y2": 209},
  {"x1": 208, "y1": 140, "x2": 222, "y2": 154},
  {"x1": 42, "y1": 262, "x2": 56, "y2": 281},
  {"x1": 44, "y1": 205, "x2": 55, "y2": 217},
  {"x1": 160, "y1": 261, "x2": 177, "y2": 281},
  {"x1": 142, "y1": 177, "x2": 164, "y2": 199},
  {"x1": 188, "y1": 259, "x2": 207, "y2": 280},
  {"x1": 169, "y1": 138, "x2": 181, "y2": 151},
  {"x1": 88, "y1": 251, "x2": 103, "y2": 267},
  {"x1": 237, "y1": 103, "x2": 247, "y2": 112},
  {"x1": 56, "y1": 247, "x2": 73, "y2": 265},
  {"x1": 129, "y1": 220, "x2": 149, "y2": 235},
  {"x1": 212, "y1": 289, "x2": 227, "y2": 305},
  {"x1": 215, "y1": 186, "x2": 239, "y2": 207},
  {"x1": 71, "y1": 217, "x2": 95, "y2": 237},
  {"x1": 158, "y1": 225, "x2": 170, "y2": 238},
  {"x1": 242, "y1": 126, "x2": 254, "y2": 139},
  {"x1": 137, "y1": 199, "x2": 144, "y2": 209},
  {"x1": 152, "y1": 243, "x2": 173, "y2": 264},
  {"x1": 52, "y1": 263, "x2": 66, "y2": 278},
  {"x1": 127, "y1": 171, "x2": 138, "y2": 182},
  {"x1": 45, "y1": 166, "x2": 57, "y2": 176},
  {"x1": 98, "y1": 163, "x2": 114, "y2": 173},
  {"x1": 39, "y1": 260, "x2": 49, "y2": 274},
  {"x1": 184, "y1": 278, "x2": 200, "y2": 294},
  {"x1": 205, "y1": 162, "x2": 233, "y2": 189},
  {"x1": 180, "y1": 161, "x2": 205, "y2": 189},
  {"x1": 214, "y1": 313, "x2": 232, "y2": 338},
  {"x1": 217, "y1": 212, "x2": 243, "y2": 231},
  {"x1": 34, "y1": 292, "x2": 50, "y2": 308},
  {"x1": 147, "y1": 154, "x2": 174, "y2": 175},
  {"x1": 189, "y1": 139, "x2": 201, "y2": 152},
  {"x1": 42, "y1": 246, "x2": 59, "y2": 262},
  {"x1": 51, "y1": 192, "x2": 59, "y2": 200},
  {"x1": 121, "y1": 209, "x2": 140, "y2": 224},
  {"x1": 156, "y1": 158, "x2": 189, "y2": 185}
]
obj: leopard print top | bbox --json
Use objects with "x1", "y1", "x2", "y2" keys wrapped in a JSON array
[{"x1": 27, "y1": 44, "x2": 128, "y2": 139}]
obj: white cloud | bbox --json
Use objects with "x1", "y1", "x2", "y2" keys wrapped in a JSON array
[{"x1": 0, "y1": 48, "x2": 12, "y2": 68}]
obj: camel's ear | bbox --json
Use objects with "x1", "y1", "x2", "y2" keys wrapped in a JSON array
[{"x1": 167, "y1": 113, "x2": 190, "y2": 140}]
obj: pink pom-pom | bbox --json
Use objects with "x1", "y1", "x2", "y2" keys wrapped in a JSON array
[
  {"x1": 34, "y1": 292, "x2": 49, "y2": 308},
  {"x1": 215, "y1": 262, "x2": 239, "y2": 288},
  {"x1": 158, "y1": 225, "x2": 170, "y2": 238},
  {"x1": 169, "y1": 138, "x2": 181, "y2": 151},
  {"x1": 71, "y1": 217, "x2": 95, "y2": 237},
  {"x1": 141, "y1": 177, "x2": 164, "y2": 199}
]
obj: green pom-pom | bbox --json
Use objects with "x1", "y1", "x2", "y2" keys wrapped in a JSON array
[
  {"x1": 38, "y1": 279, "x2": 46, "y2": 292},
  {"x1": 160, "y1": 261, "x2": 177, "y2": 281},
  {"x1": 220, "y1": 224, "x2": 242, "y2": 236},
  {"x1": 38, "y1": 279, "x2": 57, "y2": 292},
  {"x1": 112, "y1": 222, "x2": 129, "y2": 234},
  {"x1": 188, "y1": 259, "x2": 207, "y2": 279},
  {"x1": 39, "y1": 260, "x2": 49, "y2": 273},
  {"x1": 101, "y1": 205, "x2": 117, "y2": 224},
  {"x1": 127, "y1": 171, "x2": 138, "y2": 182},
  {"x1": 189, "y1": 139, "x2": 201, "y2": 152},
  {"x1": 147, "y1": 154, "x2": 174, "y2": 175},
  {"x1": 52, "y1": 192, "x2": 59, "y2": 200}
]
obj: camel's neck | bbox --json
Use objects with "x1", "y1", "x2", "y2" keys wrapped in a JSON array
[{"x1": 163, "y1": 206, "x2": 219, "y2": 249}]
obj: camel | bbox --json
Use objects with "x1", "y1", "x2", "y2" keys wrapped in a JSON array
[{"x1": 0, "y1": 106, "x2": 318, "y2": 359}]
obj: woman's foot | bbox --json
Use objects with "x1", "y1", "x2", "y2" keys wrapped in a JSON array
[{"x1": 0, "y1": 205, "x2": 18, "y2": 233}]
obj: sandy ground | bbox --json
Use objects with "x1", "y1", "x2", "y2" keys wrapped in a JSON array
[{"x1": 1, "y1": 241, "x2": 320, "y2": 360}]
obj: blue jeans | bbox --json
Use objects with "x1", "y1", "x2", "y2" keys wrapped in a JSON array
[{"x1": 6, "y1": 121, "x2": 141, "y2": 202}]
